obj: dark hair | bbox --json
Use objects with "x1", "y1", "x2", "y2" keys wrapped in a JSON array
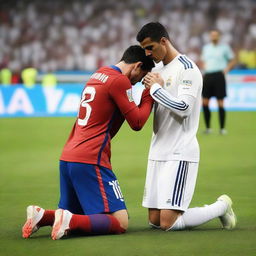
[
  {"x1": 136, "y1": 22, "x2": 170, "y2": 43},
  {"x1": 120, "y1": 45, "x2": 155, "y2": 71}
]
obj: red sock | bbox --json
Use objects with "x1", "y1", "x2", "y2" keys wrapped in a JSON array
[
  {"x1": 69, "y1": 214, "x2": 91, "y2": 232},
  {"x1": 69, "y1": 214, "x2": 125, "y2": 235},
  {"x1": 38, "y1": 210, "x2": 55, "y2": 227},
  {"x1": 108, "y1": 215, "x2": 126, "y2": 234}
]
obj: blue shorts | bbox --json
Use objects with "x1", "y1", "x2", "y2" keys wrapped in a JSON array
[{"x1": 58, "y1": 160, "x2": 127, "y2": 215}]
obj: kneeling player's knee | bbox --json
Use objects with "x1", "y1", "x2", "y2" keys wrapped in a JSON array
[
  {"x1": 160, "y1": 222, "x2": 172, "y2": 231},
  {"x1": 160, "y1": 209, "x2": 180, "y2": 231},
  {"x1": 119, "y1": 218, "x2": 128, "y2": 231},
  {"x1": 111, "y1": 209, "x2": 129, "y2": 231}
]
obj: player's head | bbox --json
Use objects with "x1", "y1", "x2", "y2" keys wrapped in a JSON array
[
  {"x1": 136, "y1": 22, "x2": 170, "y2": 63},
  {"x1": 120, "y1": 45, "x2": 155, "y2": 84},
  {"x1": 209, "y1": 29, "x2": 220, "y2": 44}
]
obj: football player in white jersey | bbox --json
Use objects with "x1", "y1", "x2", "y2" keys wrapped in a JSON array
[{"x1": 136, "y1": 22, "x2": 236, "y2": 231}]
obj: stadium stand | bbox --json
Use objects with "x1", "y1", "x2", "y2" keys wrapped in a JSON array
[{"x1": 0, "y1": 0, "x2": 255, "y2": 73}]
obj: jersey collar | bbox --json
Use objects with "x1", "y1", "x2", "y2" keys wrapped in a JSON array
[{"x1": 110, "y1": 65, "x2": 122, "y2": 73}]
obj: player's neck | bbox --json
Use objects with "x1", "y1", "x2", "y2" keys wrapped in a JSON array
[
  {"x1": 163, "y1": 44, "x2": 179, "y2": 66},
  {"x1": 115, "y1": 62, "x2": 133, "y2": 76}
]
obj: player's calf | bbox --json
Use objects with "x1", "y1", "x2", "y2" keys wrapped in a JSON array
[{"x1": 51, "y1": 209, "x2": 127, "y2": 240}]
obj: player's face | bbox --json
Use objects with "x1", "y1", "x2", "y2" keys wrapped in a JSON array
[
  {"x1": 130, "y1": 67, "x2": 148, "y2": 85},
  {"x1": 210, "y1": 31, "x2": 220, "y2": 44},
  {"x1": 140, "y1": 37, "x2": 166, "y2": 63}
]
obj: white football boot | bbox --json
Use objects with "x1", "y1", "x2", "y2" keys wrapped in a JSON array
[
  {"x1": 22, "y1": 205, "x2": 45, "y2": 238},
  {"x1": 51, "y1": 209, "x2": 72, "y2": 240},
  {"x1": 217, "y1": 194, "x2": 237, "y2": 230}
]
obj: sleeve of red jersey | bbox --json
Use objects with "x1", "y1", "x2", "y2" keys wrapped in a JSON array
[
  {"x1": 109, "y1": 110, "x2": 125, "y2": 138},
  {"x1": 109, "y1": 76, "x2": 153, "y2": 131}
]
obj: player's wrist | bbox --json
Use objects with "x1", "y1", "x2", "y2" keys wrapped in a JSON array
[{"x1": 150, "y1": 83, "x2": 162, "y2": 95}]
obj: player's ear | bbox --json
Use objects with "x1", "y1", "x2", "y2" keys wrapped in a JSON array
[
  {"x1": 160, "y1": 37, "x2": 168, "y2": 45},
  {"x1": 134, "y1": 61, "x2": 142, "y2": 70}
]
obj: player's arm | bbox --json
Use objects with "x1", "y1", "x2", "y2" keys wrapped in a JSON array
[
  {"x1": 151, "y1": 84, "x2": 195, "y2": 118},
  {"x1": 144, "y1": 71, "x2": 200, "y2": 119},
  {"x1": 109, "y1": 110, "x2": 125, "y2": 138},
  {"x1": 199, "y1": 46, "x2": 207, "y2": 71},
  {"x1": 124, "y1": 88, "x2": 153, "y2": 130},
  {"x1": 109, "y1": 77, "x2": 153, "y2": 131},
  {"x1": 223, "y1": 45, "x2": 236, "y2": 74}
]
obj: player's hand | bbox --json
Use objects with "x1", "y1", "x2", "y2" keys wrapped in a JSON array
[
  {"x1": 143, "y1": 72, "x2": 164, "y2": 89},
  {"x1": 223, "y1": 68, "x2": 228, "y2": 75}
]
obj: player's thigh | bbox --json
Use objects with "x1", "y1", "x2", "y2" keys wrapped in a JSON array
[
  {"x1": 146, "y1": 160, "x2": 198, "y2": 211},
  {"x1": 70, "y1": 163, "x2": 127, "y2": 215},
  {"x1": 111, "y1": 209, "x2": 129, "y2": 230},
  {"x1": 176, "y1": 162, "x2": 199, "y2": 211},
  {"x1": 215, "y1": 72, "x2": 226, "y2": 99},
  {"x1": 142, "y1": 160, "x2": 160, "y2": 208},
  {"x1": 58, "y1": 160, "x2": 84, "y2": 214},
  {"x1": 202, "y1": 74, "x2": 213, "y2": 99},
  {"x1": 143, "y1": 160, "x2": 184, "y2": 209}
]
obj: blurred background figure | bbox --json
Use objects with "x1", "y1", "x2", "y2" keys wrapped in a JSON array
[
  {"x1": 0, "y1": 66, "x2": 12, "y2": 86},
  {"x1": 42, "y1": 70, "x2": 57, "y2": 87},
  {"x1": 0, "y1": 0, "x2": 255, "y2": 73},
  {"x1": 11, "y1": 67, "x2": 22, "y2": 84},
  {"x1": 201, "y1": 30, "x2": 236, "y2": 135},
  {"x1": 238, "y1": 39, "x2": 256, "y2": 69},
  {"x1": 21, "y1": 66, "x2": 38, "y2": 88}
]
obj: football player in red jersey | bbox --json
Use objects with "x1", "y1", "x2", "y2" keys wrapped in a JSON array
[{"x1": 22, "y1": 45, "x2": 155, "y2": 240}]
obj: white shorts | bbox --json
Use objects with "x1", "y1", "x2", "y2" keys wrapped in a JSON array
[{"x1": 142, "y1": 160, "x2": 199, "y2": 211}]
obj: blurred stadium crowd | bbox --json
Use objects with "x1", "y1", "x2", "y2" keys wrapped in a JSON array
[{"x1": 0, "y1": 0, "x2": 256, "y2": 76}]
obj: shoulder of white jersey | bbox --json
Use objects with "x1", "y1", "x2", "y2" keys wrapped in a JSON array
[
  {"x1": 177, "y1": 55, "x2": 195, "y2": 71},
  {"x1": 152, "y1": 61, "x2": 164, "y2": 72}
]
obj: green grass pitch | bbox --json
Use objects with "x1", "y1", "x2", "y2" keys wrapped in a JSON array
[{"x1": 0, "y1": 112, "x2": 255, "y2": 256}]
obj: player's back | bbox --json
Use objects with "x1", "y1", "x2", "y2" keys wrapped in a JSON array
[{"x1": 60, "y1": 66, "x2": 130, "y2": 169}]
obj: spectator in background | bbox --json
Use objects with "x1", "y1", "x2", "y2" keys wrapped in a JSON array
[
  {"x1": 42, "y1": 71, "x2": 57, "y2": 87},
  {"x1": 11, "y1": 69, "x2": 22, "y2": 84},
  {"x1": 21, "y1": 66, "x2": 38, "y2": 88},
  {"x1": 201, "y1": 29, "x2": 236, "y2": 135},
  {"x1": 0, "y1": 66, "x2": 12, "y2": 86},
  {"x1": 0, "y1": 0, "x2": 255, "y2": 71},
  {"x1": 238, "y1": 40, "x2": 256, "y2": 69}
]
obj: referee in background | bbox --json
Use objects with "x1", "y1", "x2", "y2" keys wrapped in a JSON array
[{"x1": 201, "y1": 30, "x2": 236, "y2": 134}]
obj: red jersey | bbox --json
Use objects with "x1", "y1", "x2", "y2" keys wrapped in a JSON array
[{"x1": 60, "y1": 66, "x2": 153, "y2": 169}]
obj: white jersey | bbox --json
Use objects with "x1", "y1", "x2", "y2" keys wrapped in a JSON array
[{"x1": 148, "y1": 54, "x2": 203, "y2": 162}]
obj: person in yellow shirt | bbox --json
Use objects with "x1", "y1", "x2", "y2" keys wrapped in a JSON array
[
  {"x1": 21, "y1": 67, "x2": 38, "y2": 88},
  {"x1": 0, "y1": 67, "x2": 12, "y2": 86},
  {"x1": 42, "y1": 72, "x2": 57, "y2": 87},
  {"x1": 238, "y1": 48, "x2": 256, "y2": 69}
]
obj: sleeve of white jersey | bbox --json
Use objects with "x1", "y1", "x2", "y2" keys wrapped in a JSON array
[
  {"x1": 177, "y1": 68, "x2": 202, "y2": 98},
  {"x1": 149, "y1": 69, "x2": 202, "y2": 118}
]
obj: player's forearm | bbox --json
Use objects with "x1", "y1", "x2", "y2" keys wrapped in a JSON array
[
  {"x1": 110, "y1": 113, "x2": 125, "y2": 138},
  {"x1": 224, "y1": 58, "x2": 236, "y2": 74},
  {"x1": 125, "y1": 91, "x2": 153, "y2": 131},
  {"x1": 150, "y1": 83, "x2": 194, "y2": 118}
]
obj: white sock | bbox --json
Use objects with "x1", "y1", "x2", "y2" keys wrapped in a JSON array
[{"x1": 169, "y1": 200, "x2": 227, "y2": 230}]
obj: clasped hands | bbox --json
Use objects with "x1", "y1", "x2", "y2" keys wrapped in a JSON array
[{"x1": 143, "y1": 72, "x2": 164, "y2": 89}]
